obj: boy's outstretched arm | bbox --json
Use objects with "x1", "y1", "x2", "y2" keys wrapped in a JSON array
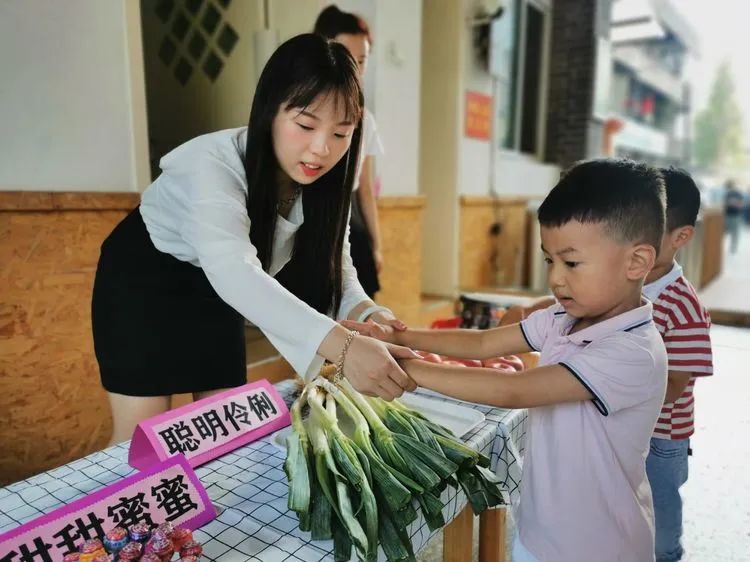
[
  {"x1": 341, "y1": 321, "x2": 533, "y2": 360},
  {"x1": 400, "y1": 359, "x2": 594, "y2": 409}
]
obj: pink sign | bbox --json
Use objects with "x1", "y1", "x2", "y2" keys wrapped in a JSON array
[
  {"x1": 0, "y1": 455, "x2": 215, "y2": 561},
  {"x1": 129, "y1": 379, "x2": 290, "y2": 470}
]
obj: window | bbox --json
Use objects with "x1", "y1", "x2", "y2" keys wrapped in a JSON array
[
  {"x1": 490, "y1": 0, "x2": 519, "y2": 149},
  {"x1": 490, "y1": 0, "x2": 549, "y2": 155},
  {"x1": 520, "y1": 3, "x2": 544, "y2": 153}
]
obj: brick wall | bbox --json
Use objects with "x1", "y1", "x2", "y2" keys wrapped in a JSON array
[{"x1": 545, "y1": 0, "x2": 612, "y2": 168}]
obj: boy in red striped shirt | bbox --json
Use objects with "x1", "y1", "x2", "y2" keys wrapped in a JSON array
[{"x1": 643, "y1": 167, "x2": 713, "y2": 562}]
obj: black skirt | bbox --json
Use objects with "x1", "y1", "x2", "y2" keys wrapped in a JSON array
[
  {"x1": 349, "y1": 194, "x2": 380, "y2": 298},
  {"x1": 92, "y1": 207, "x2": 246, "y2": 396}
]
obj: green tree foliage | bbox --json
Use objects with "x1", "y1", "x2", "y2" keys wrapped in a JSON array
[{"x1": 693, "y1": 61, "x2": 745, "y2": 170}]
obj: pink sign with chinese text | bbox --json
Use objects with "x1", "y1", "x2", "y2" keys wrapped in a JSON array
[
  {"x1": 0, "y1": 455, "x2": 214, "y2": 562},
  {"x1": 128, "y1": 379, "x2": 290, "y2": 470}
]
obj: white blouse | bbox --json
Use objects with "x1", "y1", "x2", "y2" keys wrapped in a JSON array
[
  {"x1": 140, "y1": 127, "x2": 370, "y2": 380},
  {"x1": 352, "y1": 108, "x2": 384, "y2": 192}
]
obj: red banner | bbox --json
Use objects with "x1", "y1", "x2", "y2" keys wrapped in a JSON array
[{"x1": 465, "y1": 91, "x2": 493, "y2": 140}]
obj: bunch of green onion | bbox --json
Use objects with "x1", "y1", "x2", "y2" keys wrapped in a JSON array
[{"x1": 283, "y1": 373, "x2": 507, "y2": 562}]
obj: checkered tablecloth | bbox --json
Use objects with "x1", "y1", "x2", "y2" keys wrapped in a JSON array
[{"x1": 0, "y1": 380, "x2": 527, "y2": 561}]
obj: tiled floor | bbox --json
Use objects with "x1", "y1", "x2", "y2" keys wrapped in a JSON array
[
  {"x1": 681, "y1": 323, "x2": 750, "y2": 561},
  {"x1": 683, "y1": 225, "x2": 750, "y2": 559}
]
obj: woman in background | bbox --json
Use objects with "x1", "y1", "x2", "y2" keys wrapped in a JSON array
[{"x1": 314, "y1": 4, "x2": 384, "y2": 298}]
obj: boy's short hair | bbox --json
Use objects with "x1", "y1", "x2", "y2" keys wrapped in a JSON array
[
  {"x1": 538, "y1": 158, "x2": 666, "y2": 252},
  {"x1": 659, "y1": 166, "x2": 701, "y2": 231}
]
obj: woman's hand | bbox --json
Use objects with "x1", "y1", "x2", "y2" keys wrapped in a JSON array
[
  {"x1": 343, "y1": 336, "x2": 418, "y2": 400},
  {"x1": 340, "y1": 319, "x2": 398, "y2": 343},
  {"x1": 378, "y1": 315, "x2": 407, "y2": 332}
]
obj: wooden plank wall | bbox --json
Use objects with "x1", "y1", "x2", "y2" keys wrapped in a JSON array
[
  {"x1": 459, "y1": 196, "x2": 529, "y2": 290},
  {"x1": 700, "y1": 208, "x2": 724, "y2": 289},
  {"x1": 375, "y1": 196, "x2": 426, "y2": 327},
  {"x1": 0, "y1": 193, "x2": 139, "y2": 485},
  {"x1": 0, "y1": 192, "x2": 426, "y2": 484}
]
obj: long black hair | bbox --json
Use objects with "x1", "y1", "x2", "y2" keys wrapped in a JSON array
[
  {"x1": 313, "y1": 5, "x2": 372, "y2": 43},
  {"x1": 244, "y1": 33, "x2": 363, "y2": 315}
]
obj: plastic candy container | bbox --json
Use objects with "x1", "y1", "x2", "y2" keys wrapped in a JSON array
[
  {"x1": 79, "y1": 539, "x2": 106, "y2": 562},
  {"x1": 155, "y1": 521, "x2": 175, "y2": 538},
  {"x1": 179, "y1": 539, "x2": 203, "y2": 559},
  {"x1": 129, "y1": 521, "x2": 152, "y2": 543},
  {"x1": 103, "y1": 526, "x2": 128, "y2": 553},
  {"x1": 117, "y1": 541, "x2": 143, "y2": 561},
  {"x1": 145, "y1": 536, "x2": 174, "y2": 561},
  {"x1": 170, "y1": 527, "x2": 193, "y2": 550}
]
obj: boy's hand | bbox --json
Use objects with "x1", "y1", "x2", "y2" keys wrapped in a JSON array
[
  {"x1": 340, "y1": 319, "x2": 399, "y2": 343},
  {"x1": 385, "y1": 343, "x2": 421, "y2": 358},
  {"x1": 396, "y1": 358, "x2": 430, "y2": 387}
]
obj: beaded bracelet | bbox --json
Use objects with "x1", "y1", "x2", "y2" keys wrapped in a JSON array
[{"x1": 333, "y1": 330, "x2": 359, "y2": 385}]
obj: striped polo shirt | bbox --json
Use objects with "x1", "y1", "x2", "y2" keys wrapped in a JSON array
[{"x1": 643, "y1": 262, "x2": 713, "y2": 440}]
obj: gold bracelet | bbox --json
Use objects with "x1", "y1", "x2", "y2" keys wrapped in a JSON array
[{"x1": 333, "y1": 330, "x2": 359, "y2": 385}]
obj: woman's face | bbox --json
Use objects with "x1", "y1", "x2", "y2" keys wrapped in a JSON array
[
  {"x1": 334, "y1": 33, "x2": 370, "y2": 81},
  {"x1": 271, "y1": 94, "x2": 356, "y2": 185}
]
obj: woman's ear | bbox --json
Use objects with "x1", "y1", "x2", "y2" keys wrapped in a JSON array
[{"x1": 628, "y1": 243, "x2": 656, "y2": 281}]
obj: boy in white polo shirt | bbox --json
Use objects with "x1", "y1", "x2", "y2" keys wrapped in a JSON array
[{"x1": 346, "y1": 159, "x2": 669, "y2": 561}]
